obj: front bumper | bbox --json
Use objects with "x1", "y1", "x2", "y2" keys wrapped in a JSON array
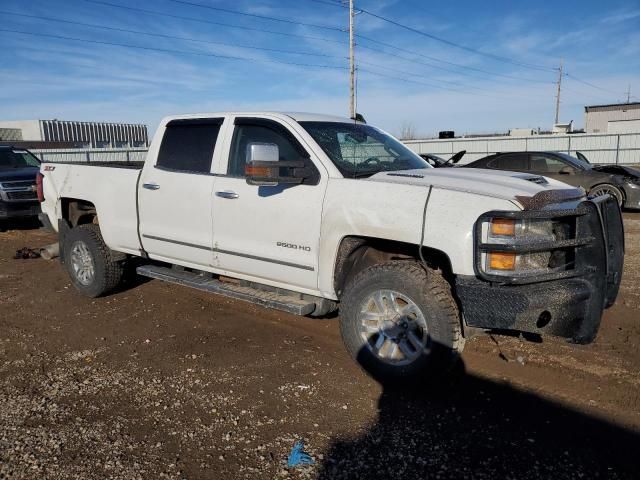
[
  {"x1": 622, "y1": 182, "x2": 640, "y2": 210},
  {"x1": 457, "y1": 196, "x2": 624, "y2": 343},
  {"x1": 0, "y1": 201, "x2": 41, "y2": 219}
]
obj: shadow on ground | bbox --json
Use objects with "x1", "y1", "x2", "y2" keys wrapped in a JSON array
[
  {"x1": 317, "y1": 356, "x2": 639, "y2": 479},
  {"x1": 0, "y1": 217, "x2": 42, "y2": 232}
]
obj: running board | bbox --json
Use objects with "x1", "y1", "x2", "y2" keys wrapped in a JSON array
[{"x1": 136, "y1": 264, "x2": 316, "y2": 316}]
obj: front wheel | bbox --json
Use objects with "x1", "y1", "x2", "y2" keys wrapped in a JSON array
[
  {"x1": 339, "y1": 261, "x2": 463, "y2": 384},
  {"x1": 589, "y1": 184, "x2": 623, "y2": 207},
  {"x1": 64, "y1": 224, "x2": 123, "y2": 297}
]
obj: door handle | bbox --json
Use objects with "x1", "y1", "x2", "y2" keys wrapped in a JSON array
[
  {"x1": 215, "y1": 190, "x2": 239, "y2": 199},
  {"x1": 143, "y1": 182, "x2": 160, "y2": 190}
]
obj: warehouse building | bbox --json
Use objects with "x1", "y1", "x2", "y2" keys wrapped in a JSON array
[
  {"x1": 0, "y1": 119, "x2": 148, "y2": 148},
  {"x1": 584, "y1": 102, "x2": 640, "y2": 134}
]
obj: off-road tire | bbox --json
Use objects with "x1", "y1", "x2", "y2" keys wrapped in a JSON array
[
  {"x1": 340, "y1": 261, "x2": 464, "y2": 384},
  {"x1": 64, "y1": 224, "x2": 123, "y2": 297}
]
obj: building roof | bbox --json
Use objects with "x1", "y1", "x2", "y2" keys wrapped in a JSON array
[{"x1": 584, "y1": 102, "x2": 640, "y2": 112}]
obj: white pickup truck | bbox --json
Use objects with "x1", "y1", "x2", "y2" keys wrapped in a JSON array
[{"x1": 39, "y1": 112, "x2": 624, "y2": 382}]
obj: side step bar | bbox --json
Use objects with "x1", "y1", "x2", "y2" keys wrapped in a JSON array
[{"x1": 136, "y1": 264, "x2": 317, "y2": 316}]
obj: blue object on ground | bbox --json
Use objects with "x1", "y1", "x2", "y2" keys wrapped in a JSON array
[{"x1": 287, "y1": 440, "x2": 315, "y2": 468}]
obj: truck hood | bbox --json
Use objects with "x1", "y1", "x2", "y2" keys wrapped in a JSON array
[
  {"x1": 368, "y1": 168, "x2": 581, "y2": 205},
  {"x1": 0, "y1": 166, "x2": 39, "y2": 183}
]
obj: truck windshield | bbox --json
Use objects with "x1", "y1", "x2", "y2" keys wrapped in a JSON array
[
  {"x1": 300, "y1": 121, "x2": 431, "y2": 178},
  {"x1": 0, "y1": 150, "x2": 41, "y2": 170}
]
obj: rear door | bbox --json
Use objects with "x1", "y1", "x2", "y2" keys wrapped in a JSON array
[
  {"x1": 486, "y1": 153, "x2": 529, "y2": 172},
  {"x1": 138, "y1": 118, "x2": 225, "y2": 268},
  {"x1": 210, "y1": 116, "x2": 326, "y2": 292}
]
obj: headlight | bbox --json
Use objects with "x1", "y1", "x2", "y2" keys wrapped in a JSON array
[{"x1": 477, "y1": 215, "x2": 576, "y2": 280}]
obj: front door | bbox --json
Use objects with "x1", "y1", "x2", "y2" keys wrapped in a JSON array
[
  {"x1": 528, "y1": 153, "x2": 582, "y2": 187},
  {"x1": 138, "y1": 118, "x2": 224, "y2": 268},
  {"x1": 211, "y1": 117, "x2": 326, "y2": 292}
]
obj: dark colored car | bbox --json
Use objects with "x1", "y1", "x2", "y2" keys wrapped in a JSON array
[
  {"x1": 0, "y1": 146, "x2": 42, "y2": 223},
  {"x1": 464, "y1": 151, "x2": 640, "y2": 209},
  {"x1": 419, "y1": 150, "x2": 465, "y2": 168}
]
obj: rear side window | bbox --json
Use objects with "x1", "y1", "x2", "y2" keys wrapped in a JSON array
[
  {"x1": 156, "y1": 118, "x2": 223, "y2": 174},
  {"x1": 488, "y1": 153, "x2": 528, "y2": 170}
]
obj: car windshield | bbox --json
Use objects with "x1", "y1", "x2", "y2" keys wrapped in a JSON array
[
  {"x1": 0, "y1": 149, "x2": 41, "y2": 170},
  {"x1": 300, "y1": 121, "x2": 431, "y2": 177},
  {"x1": 555, "y1": 153, "x2": 591, "y2": 171}
]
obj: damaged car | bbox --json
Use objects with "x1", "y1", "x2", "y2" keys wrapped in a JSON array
[
  {"x1": 464, "y1": 151, "x2": 640, "y2": 210},
  {"x1": 419, "y1": 150, "x2": 465, "y2": 168}
]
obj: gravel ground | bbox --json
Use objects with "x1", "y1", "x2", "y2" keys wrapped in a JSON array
[{"x1": 0, "y1": 214, "x2": 639, "y2": 479}]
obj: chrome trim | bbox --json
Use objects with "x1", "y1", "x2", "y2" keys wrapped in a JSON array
[{"x1": 141, "y1": 234, "x2": 314, "y2": 271}]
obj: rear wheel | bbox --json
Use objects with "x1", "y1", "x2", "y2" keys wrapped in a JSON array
[
  {"x1": 339, "y1": 261, "x2": 463, "y2": 384},
  {"x1": 589, "y1": 184, "x2": 623, "y2": 207},
  {"x1": 64, "y1": 224, "x2": 123, "y2": 297}
]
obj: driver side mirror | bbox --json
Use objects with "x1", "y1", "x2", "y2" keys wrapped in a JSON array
[
  {"x1": 559, "y1": 166, "x2": 575, "y2": 175},
  {"x1": 244, "y1": 142, "x2": 307, "y2": 186}
]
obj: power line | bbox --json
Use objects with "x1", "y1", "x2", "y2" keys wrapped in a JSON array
[
  {"x1": 308, "y1": 0, "x2": 346, "y2": 7},
  {"x1": 0, "y1": 11, "x2": 346, "y2": 59},
  {"x1": 359, "y1": 8, "x2": 556, "y2": 72},
  {"x1": 0, "y1": 28, "x2": 349, "y2": 70},
  {"x1": 83, "y1": 0, "x2": 554, "y2": 87},
  {"x1": 356, "y1": 34, "x2": 555, "y2": 84},
  {"x1": 80, "y1": 0, "x2": 348, "y2": 46},
  {"x1": 357, "y1": 59, "x2": 494, "y2": 92},
  {"x1": 564, "y1": 73, "x2": 623, "y2": 97},
  {"x1": 166, "y1": 0, "x2": 345, "y2": 32},
  {"x1": 358, "y1": 67, "x2": 517, "y2": 100},
  {"x1": 307, "y1": 0, "x2": 555, "y2": 72}
]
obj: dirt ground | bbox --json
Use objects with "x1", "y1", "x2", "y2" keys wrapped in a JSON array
[{"x1": 1, "y1": 214, "x2": 639, "y2": 479}]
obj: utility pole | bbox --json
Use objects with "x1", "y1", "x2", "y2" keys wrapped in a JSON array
[
  {"x1": 554, "y1": 60, "x2": 563, "y2": 125},
  {"x1": 348, "y1": 0, "x2": 356, "y2": 119},
  {"x1": 627, "y1": 84, "x2": 631, "y2": 103}
]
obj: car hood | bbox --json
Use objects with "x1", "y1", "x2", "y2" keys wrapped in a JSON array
[
  {"x1": 592, "y1": 165, "x2": 640, "y2": 179},
  {"x1": 368, "y1": 168, "x2": 582, "y2": 206},
  {"x1": 0, "y1": 166, "x2": 39, "y2": 183}
]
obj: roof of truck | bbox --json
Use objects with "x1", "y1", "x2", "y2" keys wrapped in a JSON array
[{"x1": 162, "y1": 112, "x2": 357, "y2": 124}]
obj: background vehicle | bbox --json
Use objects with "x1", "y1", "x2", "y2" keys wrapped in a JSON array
[
  {"x1": 0, "y1": 146, "x2": 41, "y2": 225},
  {"x1": 464, "y1": 151, "x2": 640, "y2": 209},
  {"x1": 419, "y1": 150, "x2": 465, "y2": 167},
  {"x1": 39, "y1": 113, "x2": 623, "y2": 383}
]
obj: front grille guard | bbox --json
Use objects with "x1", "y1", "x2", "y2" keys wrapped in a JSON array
[{"x1": 474, "y1": 196, "x2": 623, "y2": 292}]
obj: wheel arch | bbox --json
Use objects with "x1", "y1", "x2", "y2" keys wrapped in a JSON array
[
  {"x1": 589, "y1": 182, "x2": 625, "y2": 202},
  {"x1": 332, "y1": 235, "x2": 454, "y2": 299},
  {"x1": 60, "y1": 197, "x2": 99, "y2": 227}
]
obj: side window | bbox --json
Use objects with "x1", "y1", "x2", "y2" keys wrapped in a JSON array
[
  {"x1": 529, "y1": 154, "x2": 567, "y2": 173},
  {"x1": 487, "y1": 153, "x2": 528, "y2": 170},
  {"x1": 494, "y1": 153, "x2": 528, "y2": 170},
  {"x1": 228, "y1": 119, "x2": 319, "y2": 184},
  {"x1": 156, "y1": 118, "x2": 222, "y2": 174}
]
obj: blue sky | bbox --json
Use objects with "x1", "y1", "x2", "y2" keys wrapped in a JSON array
[{"x1": 1, "y1": 0, "x2": 639, "y2": 137}]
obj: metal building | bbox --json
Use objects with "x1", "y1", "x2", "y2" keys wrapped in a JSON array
[
  {"x1": 584, "y1": 102, "x2": 640, "y2": 134},
  {"x1": 0, "y1": 119, "x2": 148, "y2": 148}
]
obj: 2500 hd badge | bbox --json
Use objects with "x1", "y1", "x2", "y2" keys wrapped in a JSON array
[{"x1": 277, "y1": 241, "x2": 311, "y2": 252}]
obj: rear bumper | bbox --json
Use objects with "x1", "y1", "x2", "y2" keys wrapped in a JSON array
[
  {"x1": 457, "y1": 196, "x2": 624, "y2": 343},
  {"x1": 0, "y1": 201, "x2": 41, "y2": 219}
]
